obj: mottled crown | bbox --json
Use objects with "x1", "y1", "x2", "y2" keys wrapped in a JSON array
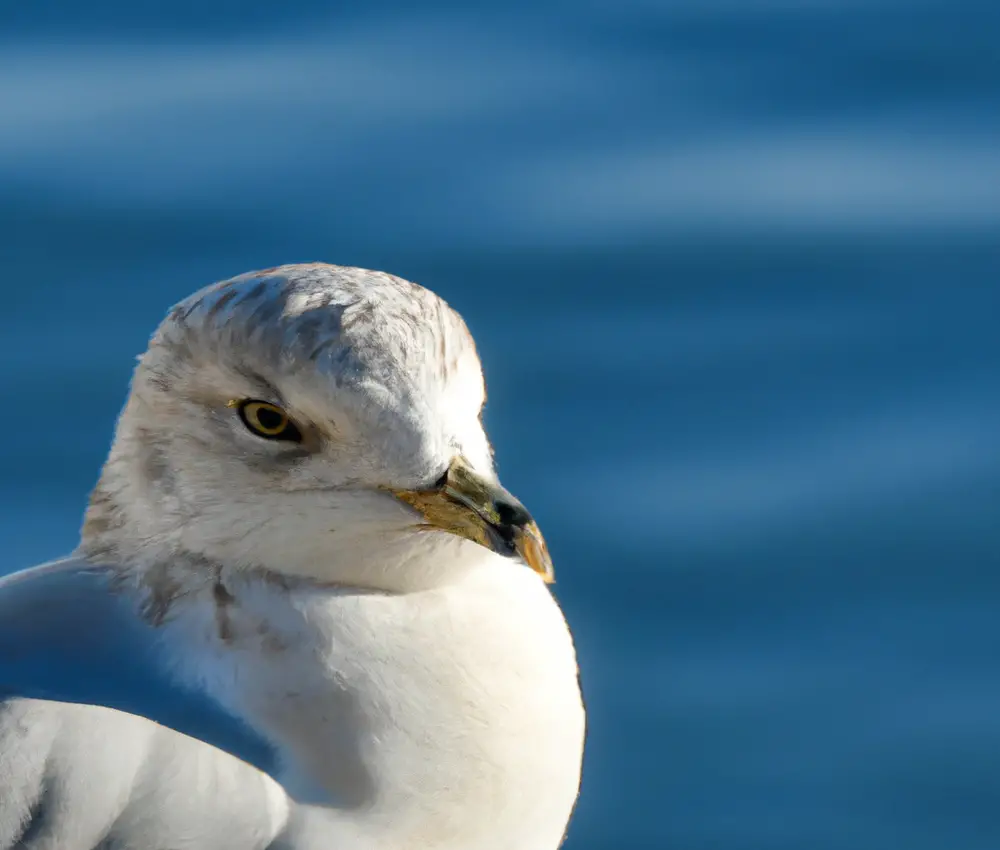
[{"x1": 140, "y1": 263, "x2": 481, "y2": 408}]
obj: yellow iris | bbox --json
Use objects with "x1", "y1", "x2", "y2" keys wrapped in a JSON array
[{"x1": 229, "y1": 399, "x2": 302, "y2": 442}]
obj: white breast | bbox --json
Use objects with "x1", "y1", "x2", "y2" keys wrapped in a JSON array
[{"x1": 180, "y1": 559, "x2": 586, "y2": 850}]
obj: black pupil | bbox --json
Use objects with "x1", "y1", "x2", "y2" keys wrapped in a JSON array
[{"x1": 256, "y1": 406, "x2": 284, "y2": 431}]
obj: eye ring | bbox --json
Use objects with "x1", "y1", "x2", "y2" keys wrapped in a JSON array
[{"x1": 230, "y1": 399, "x2": 303, "y2": 442}]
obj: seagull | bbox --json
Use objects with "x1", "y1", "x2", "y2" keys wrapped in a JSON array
[{"x1": 0, "y1": 264, "x2": 585, "y2": 850}]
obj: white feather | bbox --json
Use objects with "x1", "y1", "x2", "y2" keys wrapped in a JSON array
[{"x1": 0, "y1": 263, "x2": 584, "y2": 850}]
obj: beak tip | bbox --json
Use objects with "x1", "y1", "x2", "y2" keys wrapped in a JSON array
[{"x1": 518, "y1": 521, "x2": 556, "y2": 584}]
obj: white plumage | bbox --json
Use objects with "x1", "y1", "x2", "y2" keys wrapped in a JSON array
[{"x1": 0, "y1": 264, "x2": 584, "y2": 850}]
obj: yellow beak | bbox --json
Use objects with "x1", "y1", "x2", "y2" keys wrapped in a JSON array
[{"x1": 390, "y1": 456, "x2": 555, "y2": 584}]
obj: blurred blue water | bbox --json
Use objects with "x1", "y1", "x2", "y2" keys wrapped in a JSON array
[{"x1": 1, "y1": 2, "x2": 999, "y2": 848}]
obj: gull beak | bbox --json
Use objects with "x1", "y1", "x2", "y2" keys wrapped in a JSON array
[{"x1": 390, "y1": 456, "x2": 555, "y2": 584}]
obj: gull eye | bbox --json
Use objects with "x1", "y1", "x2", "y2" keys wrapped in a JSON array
[{"x1": 231, "y1": 400, "x2": 303, "y2": 442}]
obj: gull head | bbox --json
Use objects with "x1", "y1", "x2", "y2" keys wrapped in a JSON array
[{"x1": 81, "y1": 263, "x2": 553, "y2": 593}]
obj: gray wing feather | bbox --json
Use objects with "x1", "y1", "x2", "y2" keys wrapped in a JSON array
[{"x1": 0, "y1": 559, "x2": 291, "y2": 850}]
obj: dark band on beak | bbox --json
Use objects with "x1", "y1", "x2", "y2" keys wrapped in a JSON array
[{"x1": 390, "y1": 457, "x2": 555, "y2": 583}]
